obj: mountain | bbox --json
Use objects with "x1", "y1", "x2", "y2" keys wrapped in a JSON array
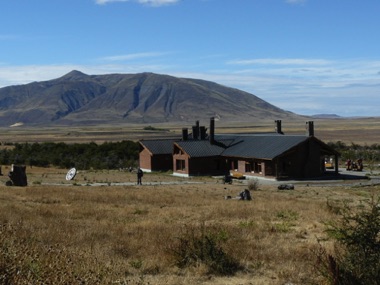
[
  {"x1": 0, "y1": 70, "x2": 302, "y2": 127},
  {"x1": 311, "y1": 114, "x2": 341, "y2": 119}
]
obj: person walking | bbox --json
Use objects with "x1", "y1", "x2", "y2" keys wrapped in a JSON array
[{"x1": 137, "y1": 168, "x2": 143, "y2": 185}]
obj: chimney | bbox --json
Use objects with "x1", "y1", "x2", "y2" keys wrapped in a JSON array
[
  {"x1": 182, "y1": 128, "x2": 188, "y2": 141},
  {"x1": 209, "y1": 117, "x2": 215, "y2": 144},
  {"x1": 192, "y1": 126, "x2": 198, "y2": 140},
  {"x1": 200, "y1": 126, "x2": 207, "y2": 140},
  {"x1": 275, "y1": 120, "x2": 283, "y2": 134},
  {"x1": 306, "y1": 121, "x2": 314, "y2": 136},
  {"x1": 192, "y1": 120, "x2": 200, "y2": 140}
]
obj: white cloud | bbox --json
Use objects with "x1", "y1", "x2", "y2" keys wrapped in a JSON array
[
  {"x1": 95, "y1": 0, "x2": 180, "y2": 6},
  {"x1": 0, "y1": 34, "x2": 20, "y2": 41},
  {"x1": 0, "y1": 62, "x2": 172, "y2": 88},
  {"x1": 228, "y1": 58, "x2": 332, "y2": 66},
  {"x1": 99, "y1": 52, "x2": 169, "y2": 61},
  {"x1": 285, "y1": 0, "x2": 307, "y2": 4},
  {"x1": 226, "y1": 58, "x2": 380, "y2": 86},
  {"x1": 138, "y1": 0, "x2": 180, "y2": 6},
  {"x1": 0, "y1": 65, "x2": 84, "y2": 87},
  {"x1": 0, "y1": 57, "x2": 379, "y2": 117},
  {"x1": 95, "y1": 0, "x2": 129, "y2": 4}
]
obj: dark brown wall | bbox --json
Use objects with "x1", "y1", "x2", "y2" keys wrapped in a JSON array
[
  {"x1": 225, "y1": 139, "x2": 325, "y2": 179},
  {"x1": 142, "y1": 137, "x2": 328, "y2": 179},
  {"x1": 152, "y1": 154, "x2": 173, "y2": 171},
  {"x1": 303, "y1": 140, "x2": 323, "y2": 177},
  {"x1": 264, "y1": 161, "x2": 275, "y2": 176},
  {"x1": 140, "y1": 149, "x2": 173, "y2": 172},
  {"x1": 188, "y1": 157, "x2": 226, "y2": 176},
  {"x1": 173, "y1": 153, "x2": 226, "y2": 176},
  {"x1": 276, "y1": 140, "x2": 324, "y2": 178}
]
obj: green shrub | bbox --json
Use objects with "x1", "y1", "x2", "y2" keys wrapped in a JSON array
[
  {"x1": 129, "y1": 259, "x2": 143, "y2": 270},
  {"x1": 276, "y1": 209, "x2": 299, "y2": 221},
  {"x1": 316, "y1": 195, "x2": 380, "y2": 285},
  {"x1": 143, "y1": 126, "x2": 166, "y2": 131},
  {"x1": 0, "y1": 141, "x2": 139, "y2": 170}
]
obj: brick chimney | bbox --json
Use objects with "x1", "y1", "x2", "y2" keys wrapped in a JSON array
[
  {"x1": 192, "y1": 120, "x2": 200, "y2": 140},
  {"x1": 275, "y1": 120, "x2": 283, "y2": 134},
  {"x1": 209, "y1": 117, "x2": 215, "y2": 144},
  {"x1": 306, "y1": 121, "x2": 314, "y2": 136},
  {"x1": 200, "y1": 126, "x2": 207, "y2": 140},
  {"x1": 182, "y1": 128, "x2": 188, "y2": 141}
]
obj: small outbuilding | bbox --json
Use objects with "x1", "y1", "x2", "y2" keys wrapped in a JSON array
[{"x1": 139, "y1": 139, "x2": 176, "y2": 173}]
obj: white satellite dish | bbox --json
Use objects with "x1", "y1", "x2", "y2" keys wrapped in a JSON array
[{"x1": 66, "y1": 168, "x2": 77, "y2": 181}]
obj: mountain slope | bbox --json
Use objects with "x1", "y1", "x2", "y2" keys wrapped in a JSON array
[{"x1": 0, "y1": 71, "x2": 301, "y2": 126}]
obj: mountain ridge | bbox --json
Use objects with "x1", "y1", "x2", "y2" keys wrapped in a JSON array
[{"x1": 0, "y1": 71, "x2": 303, "y2": 127}]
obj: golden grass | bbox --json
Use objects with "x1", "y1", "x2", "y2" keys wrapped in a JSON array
[
  {"x1": 1, "y1": 117, "x2": 379, "y2": 144},
  {"x1": 1, "y1": 167, "x2": 378, "y2": 284}
]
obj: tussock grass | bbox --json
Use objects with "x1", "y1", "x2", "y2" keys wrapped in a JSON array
[{"x1": 1, "y1": 168, "x2": 379, "y2": 284}]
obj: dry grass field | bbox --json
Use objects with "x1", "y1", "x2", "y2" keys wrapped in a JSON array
[
  {"x1": 0, "y1": 118, "x2": 379, "y2": 284},
  {"x1": 0, "y1": 117, "x2": 379, "y2": 144},
  {"x1": 1, "y1": 166, "x2": 379, "y2": 284}
]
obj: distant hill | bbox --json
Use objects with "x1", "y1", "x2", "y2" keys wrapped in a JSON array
[
  {"x1": 0, "y1": 70, "x2": 302, "y2": 127},
  {"x1": 311, "y1": 114, "x2": 341, "y2": 119}
]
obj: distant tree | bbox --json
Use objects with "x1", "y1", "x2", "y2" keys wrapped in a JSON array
[{"x1": 0, "y1": 141, "x2": 139, "y2": 170}]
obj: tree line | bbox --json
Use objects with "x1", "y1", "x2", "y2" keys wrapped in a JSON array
[
  {"x1": 327, "y1": 141, "x2": 380, "y2": 161},
  {"x1": 0, "y1": 141, "x2": 139, "y2": 170},
  {"x1": 327, "y1": 141, "x2": 380, "y2": 171},
  {"x1": 1, "y1": 140, "x2": 378, "y2": 172}
]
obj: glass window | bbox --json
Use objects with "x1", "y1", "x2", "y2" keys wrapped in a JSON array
[{"x1": 176, "y1": 159, "x2": 185, "y2": 171}]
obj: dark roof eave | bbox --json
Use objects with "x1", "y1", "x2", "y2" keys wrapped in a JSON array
[
  {"x1": 310, "y1": 136, "x2": 340, "y2": 156},
  {"x1": 173, "y1": 142, "x2": 186, "y2": 155},
  {"x1": 221, "y1": 154, "x2": 273, "y2": 161},
  {"x1": 189, "y1": 155, "x2": 222, "y2": 159}
]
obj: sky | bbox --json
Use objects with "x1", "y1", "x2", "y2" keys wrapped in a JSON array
[{"x1": 1, "y1": 0, "x2": 380, "y2": 117}]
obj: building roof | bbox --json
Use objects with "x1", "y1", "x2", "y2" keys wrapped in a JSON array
[
  {"x1": 218, "y1": 134, "x2": 309, "y2": 160},
  {"x1": 140, "y1": 133, "x2": 338, "y2": 160},
  {"x1": 139, "y1": 139, "x2": 177, "y2": 155},
  {"x1": 175, "y1": 140, "x2": 227, "y2": 158}
]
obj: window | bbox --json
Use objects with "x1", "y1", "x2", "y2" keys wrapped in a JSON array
[
  {"x1": 246, "y1": 161, "x2": 262, "y2": 173},
  {"x1": 254, "y1": 162, "x2": 262, "y2": 173},
  {"x1": 176, "y1": 159, "x2": 185, "y2": 171},
  {"x1": 245, "y1": 161, "x2": 252, "y2": 172},
  {"x1": 230, "y1": 160, "x2": 238, "y2": 170}
]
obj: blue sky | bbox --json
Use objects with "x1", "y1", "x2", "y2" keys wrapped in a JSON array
[{"x1": 1, "y1": 0, "x2": 379, "y2": 117}]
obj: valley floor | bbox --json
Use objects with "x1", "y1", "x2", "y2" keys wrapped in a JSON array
[{"x1": 1, "y1": 167, "x2": 379, "y2": 284}]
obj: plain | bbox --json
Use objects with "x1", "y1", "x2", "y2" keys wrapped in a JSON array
[
  {"x1": 1, "y1": 117, "x2": 379, "y2": 284},
  {"x1": 1, "y1": 166, "x2": 379, "y2": 284}
]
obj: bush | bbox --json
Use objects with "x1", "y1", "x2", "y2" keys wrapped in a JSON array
[
  {"x1": 169, "y1": 224, "x2": 241, "y2": 275},
  {"x1": 315, "y1": 195, "x2": 380, "y2": 284},
  {"x1": 247, "y1": 178, "x2": 259, "y2": 191}
]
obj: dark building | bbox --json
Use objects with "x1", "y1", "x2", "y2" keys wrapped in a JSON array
[
  {"x1": 139, "y1": 139, "x2": 176, "y2": 172},
  {"x1": 139, "y1": 118, "x2": 339, "y2": 180}
]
